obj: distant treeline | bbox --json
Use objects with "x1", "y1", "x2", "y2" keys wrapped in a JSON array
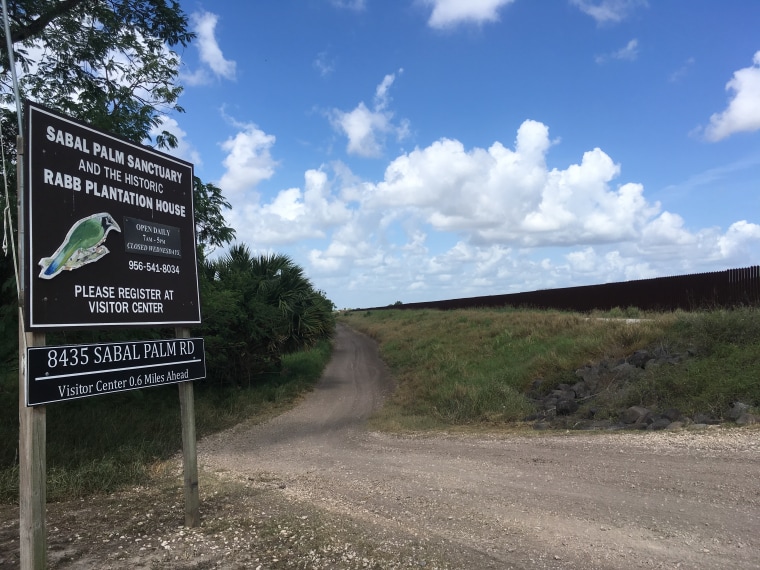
[{"x1": 365, "y1": 266, "x2": 760, "y2": 313}]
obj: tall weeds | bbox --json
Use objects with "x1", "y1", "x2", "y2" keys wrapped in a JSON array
[{"x1": 340, "y1": 308, "x2": 760, "y2": 430}]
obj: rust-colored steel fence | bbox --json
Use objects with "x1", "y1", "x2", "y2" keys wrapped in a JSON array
[{"x1": 363, "y1": 266, "x2": 760, "y2": 312}]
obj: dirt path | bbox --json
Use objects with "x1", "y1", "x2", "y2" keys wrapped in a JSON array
[{"x1": 197, "y1": 324, "x2": 760, "y2": 569}]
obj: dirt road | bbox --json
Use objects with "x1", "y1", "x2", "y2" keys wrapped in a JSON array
[{"x1": 197, "y1": 324, "x2": 760, "y2": 569}]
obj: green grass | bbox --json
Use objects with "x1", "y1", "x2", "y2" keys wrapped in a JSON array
[
  {"x1": 0, "y1": 339, "x2": 333, "y2": 503},
  {"x1": 624, "y1": 309, "x2": 760, "y2": 415},
  {"x1": 341, "y1": 307, "x2": 760, "y2": 430}
]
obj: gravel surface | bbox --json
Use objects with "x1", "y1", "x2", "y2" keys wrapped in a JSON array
[{"x1": 2, "y1": 323, "x2": 759, "y2": 568}]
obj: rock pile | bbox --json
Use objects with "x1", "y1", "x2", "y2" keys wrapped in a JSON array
[{"x1": 527, "y1": 347, "x2": 759, "y2": 431}]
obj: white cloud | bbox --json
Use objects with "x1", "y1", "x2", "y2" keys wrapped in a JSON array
[
  {"x1": 663, "y1": 155, "x2": 760, "y2": 195},
  {"x1": 183, "y1": 11, "x2": 236, "y2": 85},
  {"x1": 564, "y1": 248, "x2": 657, "y2": 282},
  {"x1": 669, "y1": 57, "x2": 695, "y2": 83},
  {"x1": 150, "y1": 116, "x2": 202, "y2": 165},
  {"x1": 329, "y1": 70, "x2": 409, "y2": 157},
  {"x1": 422, "y1": 0, "x2": 516, "y2": 29},
  {"x1": 301, "y1": 118, "x2": 760, "y2": 307},
  {"x1": 362, "y1": 119, "x2": 659, "y2": 246},
  {"x1": 225, "y1": 168, "x2": 353, "y2": 248},
  {"x1": 718, "y1": 220, "x2": 760, "y2": 258},
  {"x1": 333, "y1": 102, "x2": 388, "y2": 157},
  {"x1": 213, "y1": 119, "x2": 760, "y2": 308},
  {"x1": 217, "y1": 122, "x2": 278, "y2": 193},
  {"x1": 640, "y1": 212, "x2": 696, "y2": 247},
  {"x1": 703, "y1": 51, "x2": 760, "y2": 141},
  {"x1": 566, "y1": 247, "x2": 600, "y2": 273},
  {"x1": 374, "y1": 74, "x2": 396, "y2": 109},
  {"x1": 314, "y1": 51, "x2": 335, "y2": 77},
  {"x1": 595, "y1": 39, "x2": 639, "y2": 64},
  {"x1": 330, "y1": 0, "x2": 366, "y2": 10},
  {"x1": 571, "y1": 0, "x2": 648, "y2": 24},
  {"x1": 309, "y1": 218, "x2": 379, "y2": 274}
]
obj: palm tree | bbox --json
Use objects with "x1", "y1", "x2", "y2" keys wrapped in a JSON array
[
  {"x1": 199, "y1": 245, "x2": 335, "y2": 385},
  {"x1": 249, "y1": 252, "x2": 334, "y2": 352}
]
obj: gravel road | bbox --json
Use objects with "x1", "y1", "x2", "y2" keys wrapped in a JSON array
[{"x1": 197, "y1": 324, "x2": 760, "y2": 569}]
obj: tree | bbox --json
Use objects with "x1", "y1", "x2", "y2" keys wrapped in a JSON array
[
  {"x1": 0, "y1": 1, "x2": 238, "y2": 355},
  {"x1": 246, "y1": 252, "x2": 335, "y2": 354},
  {"x1": 199, "y1": 245, "x2": 335, "y2": 385},
  {"x1": 193, "y1": 177, "x2": 235, "y2": 260},
  {"x1": 0, "y1": 109, "x2": 19, "y2": 366},
  {"x1": 0, "y1": 0, "x2": 193, "y2": 149},
  {"x1": 0, "y1": 1, "x2": 235, "y2": 253}
]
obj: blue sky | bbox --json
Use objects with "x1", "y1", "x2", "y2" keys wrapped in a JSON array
[{"x1": 164, "y1": 0, "x2": 760, "y2": 309}]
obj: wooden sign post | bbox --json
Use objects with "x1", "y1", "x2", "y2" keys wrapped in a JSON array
[
  {"x1": 177, "y1": 326, "x2": 200, "y2": 527},
  {"x1": 18, "y1": 102, "x2": 205, "y2": 567},
  {"x1": 17, "y1": 136, "x2": 46, "y2": 569},
  {"x1": 19, "y1": 330, "x2": 45, "y2": 570}
]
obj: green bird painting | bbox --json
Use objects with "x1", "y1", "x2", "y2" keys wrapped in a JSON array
[{"x1": 38, "y1": 212, "x2": 121, "y2": 279}]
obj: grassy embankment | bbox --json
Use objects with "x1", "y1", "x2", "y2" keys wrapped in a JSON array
[
  {"x1": 0, "y1": 339, "x2": 333, "y2": 503},
  {"x1": 339, "y1": 307, "x2": 760, "y2": 431}
]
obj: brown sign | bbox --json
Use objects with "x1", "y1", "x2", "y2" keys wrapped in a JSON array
[{"x1": 24, "y1": 101, "x2": 200, "y2": 329}]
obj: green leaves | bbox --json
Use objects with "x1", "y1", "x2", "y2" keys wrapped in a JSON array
[
  {"x1": 1, "y1": 0, "x2": 193, "y2": 149},
  {"x1": 193, "y1": 177, "x2": 235, "y2": 257},
  {"x1": 198, "y1": 245, "x2": 335, "y2": 386}
]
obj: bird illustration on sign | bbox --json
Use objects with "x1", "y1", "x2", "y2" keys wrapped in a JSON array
[{"x1": 38, "y1": 212, "x2": 121, "y2": 279}]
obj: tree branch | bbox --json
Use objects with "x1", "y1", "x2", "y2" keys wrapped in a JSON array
[{"x1": 7, "y1": 0, "x2": 93, "y2": 44}]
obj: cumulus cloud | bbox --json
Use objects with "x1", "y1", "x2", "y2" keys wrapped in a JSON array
[
  {"x1": 309, "y1": 216, "x2": 382, "y2": 274},
  {"x1": 182, "y1": 11, "x2": 236, "y2": 85},
  {"x1": 717, "y1": 220, "x2": 760, "y2": 258},
  {"x1": 422, "y1": 0, "x2": 516, "y2": 29},
  {"x1": 563, "y1": 248, "x2": 656, "y2": 282},
  {"x1": 227, "y1": 168, "x2": 353, "y2": 247},
  {"x1": 595, "y1": 39, "x2": 639, "y2": 64},
  {"x1": 329, "y1": 70, "x2": 409, "y2": 157},
  {"x1": 640, "y1": 212, "x2": 696, "y2": 247},
  {"x1": 702, "y1": 51, "x2": 760, "y2": 141},
  {"x1": 150, "y1": 116, "x2": 202, "y2": 165},
  {"x1": 215, "y1": 118, "x2": 760, "y2": 308},
  {"x1": 571, "y1": 0, "x2": 648, "y2": 24},
  {"x1": 362, "y1": 119, "x2": 659, "y2": 246},
  {"x1": 217, "y1": 122, "x2": 278, "y2": 193},
  {"x1": 300, "y1": 118, "x2": 760, "y2": 307}
]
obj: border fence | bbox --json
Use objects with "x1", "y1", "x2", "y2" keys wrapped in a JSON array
[{"x1": 362, "y1": 266, "x2": 760, "y2": 313}]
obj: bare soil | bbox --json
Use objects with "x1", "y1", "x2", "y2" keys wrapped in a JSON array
[{"x1": 2, "y1": 324, "x2": 759, "y2": 569}]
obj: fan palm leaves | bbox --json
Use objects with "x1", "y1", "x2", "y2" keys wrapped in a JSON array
[{"x1": 199, "y1": 244, "x2": 335, "y2": 385}]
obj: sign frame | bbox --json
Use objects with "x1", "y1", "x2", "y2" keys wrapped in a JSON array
[
  {"x1": 24, "y1": 101, "x2": 201, "y2": 330},
  {"x1": 25, "y1": 338, "x2": 206, "y2": 406}
]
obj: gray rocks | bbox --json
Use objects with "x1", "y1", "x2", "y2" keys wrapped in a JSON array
[
  {"x1": 527, "y1": 350, "x2": 757, "y2": 431},
  {"x1": 556, "y1": 397, "x2": 579, "y2": 415},
  {"x1": 620, "y1": 406, "x2": 650, "y2": 425},
  {"x1": 648, "y1": 417, "x2": 673, "y2": 431},
  {"x1": 735, "y1": 413, "x2": 759, "y2": 426},
  {"x1": 693, "y1": 412, "x2": 721, "y2": 425},
  {"x1": 727, "y1": 401, "x2": 750, "y2": 420}
]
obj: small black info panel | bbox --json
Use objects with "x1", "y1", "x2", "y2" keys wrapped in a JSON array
[
  {"x1": 26, "y1": 338, "x2": 206, "y2": 406},
  {"x1": 24, "y1": 101, "x2": 200, "y2": 329}
]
